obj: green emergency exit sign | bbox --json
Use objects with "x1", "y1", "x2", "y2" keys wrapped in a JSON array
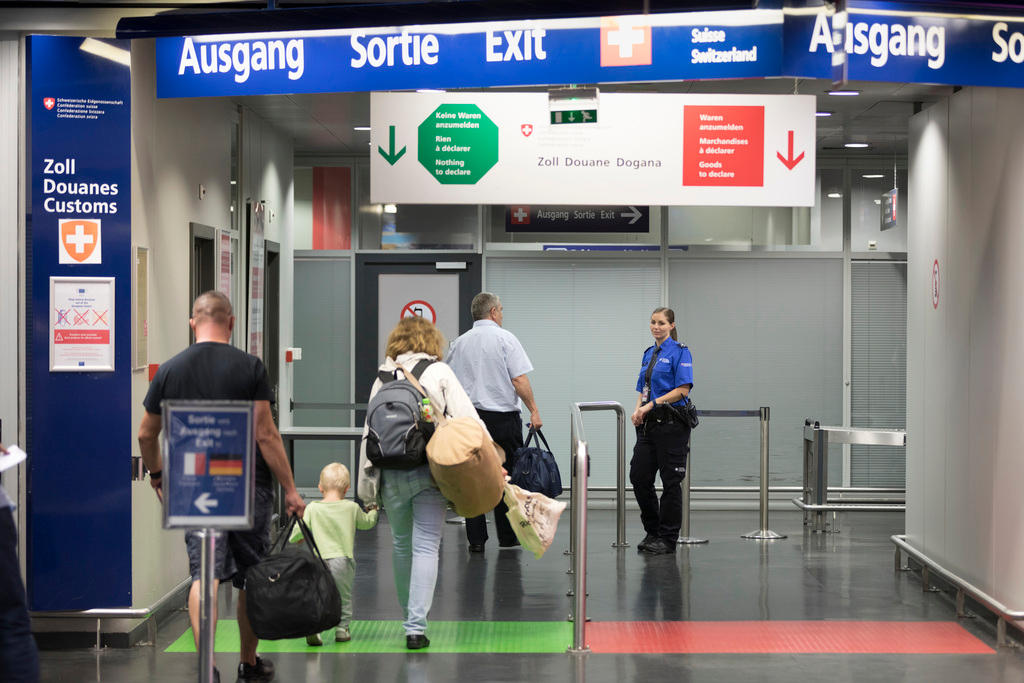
[{"x1": 550, "y1": 109, "x2": 597, "y2": 125}]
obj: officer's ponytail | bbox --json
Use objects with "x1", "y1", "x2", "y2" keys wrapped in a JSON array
[{"x1": 652, "y1": 307, "x2": 678, "y2": 341}]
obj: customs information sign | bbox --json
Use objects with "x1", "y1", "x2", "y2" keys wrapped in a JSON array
[
  {"x1": 371, "y1": 91, "x2": 815, "y2": 207},
  {"x1": 162, "y1": 401, "x2": 254, "y2": 529}
]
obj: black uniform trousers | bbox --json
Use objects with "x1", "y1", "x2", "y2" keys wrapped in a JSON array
[
  {"x1": 465, "y1": 409, "x2": 524, "y2": 547},
  {"x1": 629, "y1": 418, "x2": 691, "y2": 543}
]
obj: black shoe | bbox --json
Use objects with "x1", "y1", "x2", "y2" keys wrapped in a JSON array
[
  {"x1": 498, "y1": 541, "x2": 521, "y2": 550},
  {"x1": 468, "y1": 544, "x2": 485, "y2": 553},
  {"x1": 406, "y1": 634, "x2": 430, "y2": 650},
  {"x1": 213, "y1": 667, "x2": 220, "y2": 683},
  {"x1": 237, "y1": 655, "x2": 275, "y2": 681},
  {"x1": 640, "y1": 538, "x2": 674, "y2": 555},
  {"x1": 637, "y1": 534, "x2": 658, "y2": 550}
]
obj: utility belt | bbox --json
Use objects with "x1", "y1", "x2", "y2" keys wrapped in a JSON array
[{"x1": 644, "y1": 404, "x2": 686, "y2": 425}]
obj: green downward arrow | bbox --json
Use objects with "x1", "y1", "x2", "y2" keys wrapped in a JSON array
[{"x1": 378, "y1": 125, "x2": 407, "y2": 165}]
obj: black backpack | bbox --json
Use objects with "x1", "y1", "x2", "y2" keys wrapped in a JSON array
[{"x1": 363, "y1": 359, "x2": 436, "y2": 470}]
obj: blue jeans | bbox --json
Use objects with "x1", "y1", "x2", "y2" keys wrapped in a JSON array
[
  {"x1": 0, "y1": 508, "x2": 38, "y2": 682},
  {"x1": 381, "y1": 479, "x2": 446, "y2": 636}
]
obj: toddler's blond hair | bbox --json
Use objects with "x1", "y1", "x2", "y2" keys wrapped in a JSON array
[{"x1": 319, "y1": 462, "x2": 350, "y2": 493}]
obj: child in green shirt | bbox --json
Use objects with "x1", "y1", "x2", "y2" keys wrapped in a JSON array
[{"x1": 291, "y1": 462, "x2": 378, "y2": 644}]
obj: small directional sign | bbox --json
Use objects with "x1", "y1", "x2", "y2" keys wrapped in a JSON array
[
  {"x1": 162, "y1": 401, "x2": 254, "y2": 530},
  {"x1": 377, "y1": 125, "x2": 406, "y2": 165},
  {"x1": 550, "y1": 109, "x2": 598, "y2": 125},
  {"x1": 505, "y1": 205, "x2": 649, "y2": 232}
]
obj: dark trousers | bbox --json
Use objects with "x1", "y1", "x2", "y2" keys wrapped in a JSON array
[
  {"x1": 629, "y1": 420, "x2": 690, "y2": 543},
  {"x1": 0, "y1": 508, "x2": 39, "y2": 683},
  {"x1": 465, "y1": 410, "x2": 524, "y2": 547}
]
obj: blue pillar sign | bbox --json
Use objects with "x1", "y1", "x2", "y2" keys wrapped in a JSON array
[{"x1": 162, "y1": 401, "x2": 255, "y2": 530}]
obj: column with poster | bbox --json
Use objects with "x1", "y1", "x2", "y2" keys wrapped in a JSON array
[
  {"x1": 247, "y1": 202, "x2": 265, "y2": 359},
  {"x1": 218, "y1": 229, "x2": 233, "y2": 298},
  {"x1": 28, "y1": 35, "x2": 132, "y2": 608}
]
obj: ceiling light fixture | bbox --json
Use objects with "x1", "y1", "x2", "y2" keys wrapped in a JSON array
[
  {"x1": 383, "y1": 204, "x2": 398, "y2": 214},
  {"x1": 862, "y1": 173, "x2": 884, "y2": 178},
  {"x1": 845, "y1": 142, "x2": 870, "y2": 148},
  {"x1": 827, "y1": 89, "x2": 860, "y2": 96},
  {"x1": 827, "y1": 192, "x2": 842, "y2": 199},
  {"x1": 353, "y1": 126, "x2": 371, "y2": 131},
  {"x1": 815, "y1": 111, "x2": 833, "y2": 117}
]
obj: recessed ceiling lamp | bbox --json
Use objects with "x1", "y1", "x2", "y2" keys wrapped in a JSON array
[
  {"x1": 827, "y1": 89, "x2": 860, "y2": 96},
  {"x1": 383, "y1": 204, "x2": 398, "y2": 214},
  {"x1": 827, "y1": 192, "x2": 842, "y2": 199},
  {"x1": 815, "y1": 111, "x2": 833, "y2": 117},
  {"x1": 845, "y1": 142, "x2": 870, "y2": 148},
  {"x1": 862, "y1": 173, "x2": 884, "y2": 178},
  {"x1": 353, "y1": 126, "x2": 371, "y2": 131}
]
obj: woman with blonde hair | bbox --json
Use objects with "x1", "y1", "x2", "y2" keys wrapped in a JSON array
[{"x1": 357, "y1": 315, "x2": 485, "y2": 649}]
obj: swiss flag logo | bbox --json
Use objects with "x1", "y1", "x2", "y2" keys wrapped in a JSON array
[
  {"x1": 59, "y1": 218, "x2": 102, "y2": 264},
  {"x1": 600, "y1": 17, "x2": 652, "y2": 67},
  {"x1": 510, "y1": 206, "x2": 531, "y2": 225},
  {"x1": 43, "y1": 97, "x2": 55, "y2": 110},
  {"x1": 521, "y1": 124, "x2": 533, "y2": 137}
]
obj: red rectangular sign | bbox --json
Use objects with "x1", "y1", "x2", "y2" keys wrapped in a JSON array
[
  {"x1": 683, "y1": 105, "x2": 764, "y2": 187},
  {"x1": 53, "y1": 330, "x2": 110, "y2": 344}
]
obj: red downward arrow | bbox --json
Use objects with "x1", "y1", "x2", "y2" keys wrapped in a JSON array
[{"x1": 777, "y1": 130, "x2": 805, "y2": 170}]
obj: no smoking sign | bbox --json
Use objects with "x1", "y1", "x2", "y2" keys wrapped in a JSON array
[{"x1": 401, "y1": 299, "x2": 436, "y2": 323}]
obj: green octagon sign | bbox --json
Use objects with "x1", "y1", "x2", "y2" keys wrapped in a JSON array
[{"x1": 418, "y1": 104, "x2": 498, "y2": 185}]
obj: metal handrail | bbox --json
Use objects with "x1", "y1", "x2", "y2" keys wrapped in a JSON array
[
  {"x1": 892, "y1": 534, "x2": 1024, "y2": 647},
  {"x1": 568, "y1": 402, "x2": 626, "y2": 552},
  {"x1": 30, "y1": 577, "x2": 192, "y2": 649},
  {"x1": 568, "y1": 402, "x2": 590, "y2": 654}
]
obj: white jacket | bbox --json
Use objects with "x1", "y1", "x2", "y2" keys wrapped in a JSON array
[{"x1": 357, "y1": 352, "x2": 487, "y2": 503}]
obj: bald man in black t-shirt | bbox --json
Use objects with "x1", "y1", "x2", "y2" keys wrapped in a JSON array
[{"x1": 138, "y1": 290, "x2": 304, "y2": 682}]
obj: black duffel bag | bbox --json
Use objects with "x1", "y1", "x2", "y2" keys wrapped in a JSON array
[
  {"x1": 509, "y1": 427, "x2": 563, "y2": 498},
  {"x1": 244, "y1": 514, "x2": 341, "y2": 640}
]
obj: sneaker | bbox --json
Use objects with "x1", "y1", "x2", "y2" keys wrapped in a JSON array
[
  {"x1": 637, "y1": 534, "x2": 657, "y2": 551},
  {"x1": 237, "y1": 655, "x2": 275, "y2": 681},
  {"x1": 335, "y1": 627, "x2": 351, "y2": 643},
  {"x1": 306, "y1": 632, "x2": 323, "y2": 646}
]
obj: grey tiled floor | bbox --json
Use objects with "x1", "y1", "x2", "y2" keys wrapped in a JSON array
[{"x1": 37, "y1": 509, "x2": 1024, "y2": 682}]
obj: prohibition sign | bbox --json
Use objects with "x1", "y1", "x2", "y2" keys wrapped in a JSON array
[
  {"x1": 401, "y1": 299, "x2": 437, "y2": 323},
  {"x1": 931, "y1": 259, "x2": 940, "y2": 309}
]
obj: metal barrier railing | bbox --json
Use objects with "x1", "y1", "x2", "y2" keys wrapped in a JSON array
[
  {"x1": 796, "y1": 420, "x2": 906, "y2": 532},
  {"x1": 680, "y1": 408, "x2": 784, "y2": 543},
  {"x1": 568, "y1": 402, "x2": 591, "y2": 654},
  {"x1": 568, "y1": 402, "x2": 627, "y2": 555}
]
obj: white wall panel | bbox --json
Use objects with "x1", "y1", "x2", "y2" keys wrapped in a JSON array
[{"x1": 909, "y1": 88, "x2": 1024, "y2": 611}]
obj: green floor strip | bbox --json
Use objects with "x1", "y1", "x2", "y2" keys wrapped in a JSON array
[{"x1": 167, "y1": 620, "x2": 571, "y2": 654}]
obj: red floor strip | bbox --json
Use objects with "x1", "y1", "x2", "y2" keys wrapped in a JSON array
[{"x1": 587, "y1": 621, "x2": 994, "y2": 654}]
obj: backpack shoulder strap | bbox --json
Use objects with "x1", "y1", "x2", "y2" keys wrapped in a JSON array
[
  {"x1": 410, "y1": 358, "x2": 435, "y2": 379},
  {"x1": 377, "y1": 369, "x2": 397, "y2": 384}
]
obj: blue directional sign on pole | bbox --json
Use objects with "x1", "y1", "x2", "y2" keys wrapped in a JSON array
[{"x1": 162, "y1": 401, "x2": 254, "y2": 529}]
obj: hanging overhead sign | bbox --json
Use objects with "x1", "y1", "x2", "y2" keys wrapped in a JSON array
[
  {"x1": 154, "y1": 10, "x2": 782, "y2": 97},
  {"x1": 370, "y1": 92, "x2": 815, "y2": 207}
]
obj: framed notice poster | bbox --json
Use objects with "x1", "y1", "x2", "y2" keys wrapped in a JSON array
[{"x1": 49, "y1": 276, "x2": 115, "y2": 372}]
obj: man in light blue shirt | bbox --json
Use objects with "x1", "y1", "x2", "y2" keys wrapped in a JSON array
[{"x1": 446, "y1": 292, "x2": 542, "y2": 552}]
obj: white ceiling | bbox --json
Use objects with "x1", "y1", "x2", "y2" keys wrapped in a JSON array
[{"x1": 235, "y1": 77, "x2": 954, "y2": 160}]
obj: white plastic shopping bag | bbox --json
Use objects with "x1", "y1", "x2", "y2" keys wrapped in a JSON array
[{"x1": 503, "y1": 483, "x2": 566, "y2": 558}]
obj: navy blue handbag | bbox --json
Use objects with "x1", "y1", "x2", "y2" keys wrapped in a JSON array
[{"x1": 510, "y1": 427, "x2": 563, "y2": 498}]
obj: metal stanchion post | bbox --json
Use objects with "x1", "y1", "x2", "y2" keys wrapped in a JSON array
[
  {"x1": 678, "y1": 433, "x2": 708, "y2": 545},
  {"x1": 743, "y1": 407, "x2": 786, "y2": 540},
  {"x1": 566, "y1": 416, "x2": 577, "y2": 558},
  {"x1": 612, "y1": 406, "x2": 628, "y2": 548},
  {"x1": 568, "y1": 438, "x2": 590, "y2": 654},
  {"x1": 198, "y1": 529, "x2": 218, "y2": 683}
]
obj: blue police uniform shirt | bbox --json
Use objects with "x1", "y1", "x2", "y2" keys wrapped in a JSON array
[{"x1": 635, "y1": 337, "x2": 694, "y2": 406}]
